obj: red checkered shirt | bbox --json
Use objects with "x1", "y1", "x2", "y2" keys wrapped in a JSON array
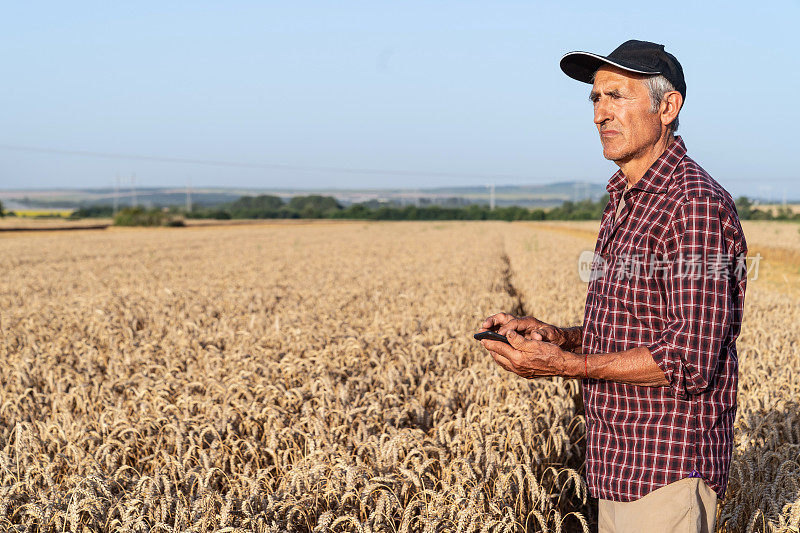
[{"x1": 581, "y1": 136, "x2": 748, "y2": 502}]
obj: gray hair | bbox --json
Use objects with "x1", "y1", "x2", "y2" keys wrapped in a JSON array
[{"x1": 643, "y1": 74, "x2": 680, "y2": 133}]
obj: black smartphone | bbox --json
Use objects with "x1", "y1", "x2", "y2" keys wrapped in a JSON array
[{"x1": 473, "y1": 331, "x2": 512, "y2": 345}]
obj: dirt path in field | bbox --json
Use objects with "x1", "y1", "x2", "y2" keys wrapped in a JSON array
[{"x1": 499, "y1": 252, "x2": 527, "y2": 317}]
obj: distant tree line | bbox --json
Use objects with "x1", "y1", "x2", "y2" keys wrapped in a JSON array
[
  {"x1": 64, "y1": 194, "x2": 800, "y2": 223},
  {"x1": 70, "y1": 205, "x2": 115, "y2": 218},
  {"x1": 734, "y1": 196, "x2": 800, "y2": 220},
  {"x1": 189, "y1": 194, "x2": 610, "y2": 221},
  {"x1": 113, "y1": 207, "x2": 184, "y2": 227}
]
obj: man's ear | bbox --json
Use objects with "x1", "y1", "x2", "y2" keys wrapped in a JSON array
[{"x1": 661, "y1": 91, "x2": 682, "y2": 128}]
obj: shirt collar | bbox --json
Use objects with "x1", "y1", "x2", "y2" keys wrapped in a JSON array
[{"x1": 606, "y1": 136, "x2": 687, "y2": 195}]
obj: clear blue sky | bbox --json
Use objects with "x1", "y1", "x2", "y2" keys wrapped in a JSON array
[{"x1": 2, "y1": 1, "x2": 799, "y2": 199}]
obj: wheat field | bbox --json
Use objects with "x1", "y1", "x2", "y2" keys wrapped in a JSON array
[{"x1": 0, "y1": 220, "x2": 798, "y2": 532}]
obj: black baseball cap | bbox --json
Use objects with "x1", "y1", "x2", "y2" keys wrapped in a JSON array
[{"x1": 560, "y1": 40, "x2": 686, "y2": 101}]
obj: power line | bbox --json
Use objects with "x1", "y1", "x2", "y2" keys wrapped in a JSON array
[
  {"x1": 0, "y1": 143, "x2": 536, "y2": 182},
  {"x1": 113, "y1": 174, "x2": 120, "y2": 215},
  {"x1": 131, "y1": 174, "x2": 137, "y2": 207}
]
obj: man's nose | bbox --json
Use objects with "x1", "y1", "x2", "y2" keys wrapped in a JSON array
[{"x1": 594, "y1": 99, "x2": 612, "y2": 126}]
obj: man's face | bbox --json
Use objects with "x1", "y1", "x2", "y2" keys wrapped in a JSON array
[{"x1": 590, "y1": 65, "x2": 663, "y2": 163}]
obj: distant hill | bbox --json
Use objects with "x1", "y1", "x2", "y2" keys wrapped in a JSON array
[{"x1": 0, "y1": 181, "x2": 607, "y2": 210}]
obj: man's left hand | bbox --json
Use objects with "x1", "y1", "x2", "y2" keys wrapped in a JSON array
[{"x1": 480, "y1": 330, "x2": 575, "y2": 379}]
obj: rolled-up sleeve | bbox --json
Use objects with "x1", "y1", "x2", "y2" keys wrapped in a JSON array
[{"x1": 647, "y1": 197, "x2": 734, "y2": 398}]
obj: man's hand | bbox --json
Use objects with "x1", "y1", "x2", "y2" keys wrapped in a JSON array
[
  {"x1": 479, "y1": 312, "x2": 519, "y2": 333},
  {"x1": 498, "y1": 316, "x2": 556, "y2": 338},
  {"x1": 480, "y1": 330, "x2": 579, "y2": 379},
  {"x1": 481, "y1": 313, "x2": 580, "y2": 351},
  {"x1": 480, "y1": 313, "x2": 549, "y2": 334},
  {"x1": 478, "y1": 315, "x2": 666, "y2": 385},
  {"x1": 480, "y1": 313, "x2": 584, "y2": 353}
]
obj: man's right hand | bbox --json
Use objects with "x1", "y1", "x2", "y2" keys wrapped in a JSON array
[
  {"x1": 481, "y1": 313, "x2": 553, "y2": 338},
  {"x1": 515, "y1": 322, "x2": 569, "y2": 349},
  {"x1": 480, "y1": 312, "x2": 520, "y2": 333},
  {"x1": 497, "y1": 316, "x2": 558, "y2": 341},
  {"x1": 481, "y1": 313, "x2": 578, "y2": 352}
]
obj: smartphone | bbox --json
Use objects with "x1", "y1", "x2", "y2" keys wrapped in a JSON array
[{"x1": 473, "y1": 331, "x2": 512, "y2": 345}]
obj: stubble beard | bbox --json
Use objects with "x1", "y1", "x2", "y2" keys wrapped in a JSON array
[{"x1": 601, "y1": 137, "x2": 634, "y2": 164}]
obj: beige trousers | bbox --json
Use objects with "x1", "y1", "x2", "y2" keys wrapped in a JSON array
[{"x1": 598, "y1": 478, "x2": 717, "y2": 533}]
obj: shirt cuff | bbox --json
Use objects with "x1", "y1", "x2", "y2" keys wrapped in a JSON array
[{"x1": 647, "y1": 340, "x2": 689, "y2": 400}]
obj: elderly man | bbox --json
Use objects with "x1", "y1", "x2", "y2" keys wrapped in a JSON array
[{"x1": 479, "y1": 40, "x2": 747, "y2": 532}]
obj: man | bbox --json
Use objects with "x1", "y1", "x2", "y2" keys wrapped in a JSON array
[{"x1": 479, "y1": 40, "x2": 747, "y2": 532}]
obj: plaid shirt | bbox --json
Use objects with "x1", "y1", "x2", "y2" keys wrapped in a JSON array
[{"x1": 582, "y1": 136, "x2": 748, "y2": 502}]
